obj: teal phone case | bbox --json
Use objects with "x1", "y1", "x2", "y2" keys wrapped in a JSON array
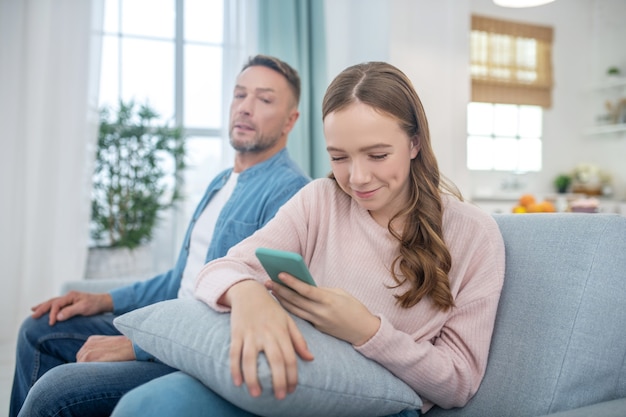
[{"x1": 255, "y1": 247, "x2": 317, "y2": 287}]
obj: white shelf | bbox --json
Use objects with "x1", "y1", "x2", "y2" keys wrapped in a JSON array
[
  {"x1": 587, "y1": 77, "x2": 626, "y2": 91},
  {"x1": 584, "y1": 78, "x2": 626, "y2": 137},
  {"x1": 584, "y1": 123, "x2": 626, "y2": 135}
]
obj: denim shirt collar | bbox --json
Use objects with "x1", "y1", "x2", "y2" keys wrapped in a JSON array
[
  {"x1": 239, "y1": 148, "x2": 290, "y2": 180},
  {"x1": 217, "y1": 148, "x2": 291, "y2": 185}
]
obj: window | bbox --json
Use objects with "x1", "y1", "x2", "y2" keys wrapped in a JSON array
[
  {"x1": 467, "y1": 102, "x2": 542, "y2": 171},
  {"x1": 468, "y1": 15, "x2": 553, "y2": 172},
  {"x1": 98, "y1": 0, "x2": 239, "y2": 266}
]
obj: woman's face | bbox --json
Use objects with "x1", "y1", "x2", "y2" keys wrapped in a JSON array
[{"x1": 324, "y1": 101, "x2": 419, "y2": 226}]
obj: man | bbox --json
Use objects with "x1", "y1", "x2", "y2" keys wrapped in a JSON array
[{"x1": 10, "y1": 54, "x2": 310, "y2": 417}]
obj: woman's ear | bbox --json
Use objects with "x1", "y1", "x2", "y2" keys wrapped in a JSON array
[{"x1": 410, "y1": 136, "x2": 420, "y2": 159}]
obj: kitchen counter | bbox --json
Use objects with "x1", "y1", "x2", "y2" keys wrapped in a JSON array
[{"x1": 470, "y1": 194, "x2": 626, "y2": 216}]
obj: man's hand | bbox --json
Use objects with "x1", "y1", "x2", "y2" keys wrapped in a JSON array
[
  {"x1": 31, "y1": 291, "x2": 114, "y2": 326},
  {"x1": 76, "y1": 335, "x2": 136, "y2": 362}
]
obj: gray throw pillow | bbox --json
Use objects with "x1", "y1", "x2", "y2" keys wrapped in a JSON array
[{"x1": 114, "y1": 298, "x2": 422, "y2": 417}]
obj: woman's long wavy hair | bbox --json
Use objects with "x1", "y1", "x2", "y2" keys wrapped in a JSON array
[{"x1": 322, "y1": 62, "x2": 461, "y2": 311}]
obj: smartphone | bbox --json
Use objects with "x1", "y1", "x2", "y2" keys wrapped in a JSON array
[{"x1": 255, "y1": 247, "x2": 317, "y2": 287}]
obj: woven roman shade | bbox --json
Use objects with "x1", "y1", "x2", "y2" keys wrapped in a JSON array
[{"x1": 471, "y1": 15, "x2": 554, "y2": 108}]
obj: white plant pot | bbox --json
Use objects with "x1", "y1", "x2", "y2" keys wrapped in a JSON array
[{"x1": 85, "y1": 245, "x2": 154, "y2": 280}]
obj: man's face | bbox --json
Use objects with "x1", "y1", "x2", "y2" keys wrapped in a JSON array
[{"x1": 229, "y1": 65, "x2": 297, "y2": 153}]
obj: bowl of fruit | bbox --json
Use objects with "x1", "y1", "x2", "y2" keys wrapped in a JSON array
[{"x1": 512, "y1": 194, "x2": 556, "y2": 214}]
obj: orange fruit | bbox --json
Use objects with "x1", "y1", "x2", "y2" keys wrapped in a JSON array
[
  {"x1": 526, "y1": 202, "x2": 543, "y2": 213},
  {"x1": 540, "y1": 201, "x2": 556, "y2": 212},
  {"x1": 519, "y1": 194, "x2": 536, "y2": 208}
]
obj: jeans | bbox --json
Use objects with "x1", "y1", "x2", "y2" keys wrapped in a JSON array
[
  {"x1": 9, "y1": 312, "x2": 176, "y2": 417},
  {"x1": 10, "y1": 312, "x2": 119, "y2": 416},
  {"x1": 18, "y1": 361, "x2": 176, "y2": 417},
  {"x1": 112, "y1": 371, "x2": 421, "y2": 417}
]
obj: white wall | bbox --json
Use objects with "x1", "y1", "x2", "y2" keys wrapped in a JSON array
[
  {"x1": 388, "y1": 0, "x2": 472, "y2": 194},
  {"x1": 578, "y1": 0, "x2": 626, "y2": 199},
  {"x1": 325, "y1": 0, "x2": 626, "y2": 201},
  {"x1": 324, "y1": 0, "x2": 390, "y2": 78}
]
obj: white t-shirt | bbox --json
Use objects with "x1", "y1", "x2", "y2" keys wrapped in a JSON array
[{"x1": 177, "y1": 172, "x2": 239, "y2": 299}]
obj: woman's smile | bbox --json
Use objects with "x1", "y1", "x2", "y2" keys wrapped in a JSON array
[{"x1": 353, "y1": 188, "x2": 379, "y2": 199}]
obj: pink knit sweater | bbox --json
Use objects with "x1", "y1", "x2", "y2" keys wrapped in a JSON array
[{"x1": 195, "y1": 178, "x2": 505, "y2": 411}]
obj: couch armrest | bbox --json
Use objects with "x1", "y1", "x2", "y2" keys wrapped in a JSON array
[
  {"x1": 539, "y1": 398, "x2": 626, "y2": 417},
  {"x1": 60, "y1": 278, "x2": 138, "y2": 294}
]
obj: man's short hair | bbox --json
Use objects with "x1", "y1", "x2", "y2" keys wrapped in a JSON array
[{"x1": 243, "y1": 55, "x2": 301, "y2": 106}]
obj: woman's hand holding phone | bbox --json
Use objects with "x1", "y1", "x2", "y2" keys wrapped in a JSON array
[{"x1": 265, "y1": 273, "x2": 381, "y2": 347}]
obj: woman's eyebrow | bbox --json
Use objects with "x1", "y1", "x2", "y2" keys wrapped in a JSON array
[{"x1": 326, "y1": 143, "x2": 393, "y2": 152}]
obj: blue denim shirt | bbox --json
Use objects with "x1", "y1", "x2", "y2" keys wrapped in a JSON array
[{"x1": 109, "y1": 149, "x2": 310, "y2": 359}]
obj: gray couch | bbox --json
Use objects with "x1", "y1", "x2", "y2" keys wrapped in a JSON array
[
  {"x1": 429, "y1": 213, "x2": 626, "y2": 417},
  {"x1": 66, "y1": 213, "x2": 626, "y2": 416}
]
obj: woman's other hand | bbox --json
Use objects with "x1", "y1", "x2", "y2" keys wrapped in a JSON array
[{"x1": 223, "y1": 280, "x2": 314, "y2": 400}]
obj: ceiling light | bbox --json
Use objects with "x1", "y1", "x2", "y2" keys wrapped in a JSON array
[{"x1": 493, "y1": 0, "x2": 556, "y2": 7}]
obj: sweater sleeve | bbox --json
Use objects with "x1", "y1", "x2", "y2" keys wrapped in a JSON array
[{"x1": 194, "y1": 182, "x2": 314, "y2": 309}]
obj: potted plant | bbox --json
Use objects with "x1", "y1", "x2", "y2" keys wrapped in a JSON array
[
  {"x1": 607, "y1": 66, "x2": 621, "y2": 77},
  {"x1": 553, "y1": 173, "x2": 572, "y2": 194},
  {"x1": 86, "y1": 100, "x2": 185, "y2": 279}
]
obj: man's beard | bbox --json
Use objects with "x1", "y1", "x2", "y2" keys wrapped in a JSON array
[{"x1": 230, "y1": 131, "x2": 279, "y2": 153}]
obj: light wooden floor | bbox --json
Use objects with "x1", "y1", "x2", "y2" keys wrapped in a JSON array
[{"x1": 0, "y1": 339, "x2": 17, "y2": 414}]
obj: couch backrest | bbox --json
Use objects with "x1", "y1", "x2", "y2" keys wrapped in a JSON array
[{"x1": 428, "y1": 213, "x2": 626, "y2": 417}]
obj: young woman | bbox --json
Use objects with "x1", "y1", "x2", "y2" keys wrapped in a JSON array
[{"x1": 112, "y1": 61, "x2": 505, "y2": 417}]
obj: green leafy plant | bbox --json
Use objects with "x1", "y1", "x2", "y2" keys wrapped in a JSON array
[
  {"x1": 607, "y1": 66, "x2": 621, "y2": 76},
  {"x1": 91, "y1": 100, "x2": 185, "y2": 249},
  {"x1": 553, "y1": 173, "x2": 572, "y2": 194}
]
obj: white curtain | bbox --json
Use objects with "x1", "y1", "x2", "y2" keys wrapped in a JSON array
[
  {"x1": 0, "y1": 0, "x2": 103, "y2": 340},
  {"x1": 219, "y1": 0, "x2": 258, "y2": 163}
]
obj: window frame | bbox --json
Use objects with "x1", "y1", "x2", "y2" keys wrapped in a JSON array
[
  {"x1": 467, "y1": 15, "x2": 551, "y2": 173},
  {"x1": 99, "y1": 0, "x2": 224, "y2": 141},
  {"x1": 467, "y1": 102, "x2": 543, "y2": 173}
]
